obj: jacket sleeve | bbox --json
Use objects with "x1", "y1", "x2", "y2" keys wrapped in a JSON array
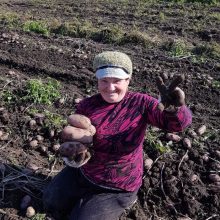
[{"x1": 143, "y1": 95, "x2": 192, "y2": 132}]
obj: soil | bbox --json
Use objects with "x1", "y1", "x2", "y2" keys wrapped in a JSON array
[{"x1": 0, "y1": 1, "x2": 220, "y2": 220}]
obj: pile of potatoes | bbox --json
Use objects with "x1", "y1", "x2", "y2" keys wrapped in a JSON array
[{"x1": 60, "y1": 114, "x2": 96, "y2": 167}]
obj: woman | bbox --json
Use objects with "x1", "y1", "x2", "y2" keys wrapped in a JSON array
[{"x1": 43, "y1": 51, "x2": 192, "y2": 220}]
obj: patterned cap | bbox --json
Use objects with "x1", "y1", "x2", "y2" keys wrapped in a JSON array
[{"x1": 93, "y1": 51, "x2": 132, "y2": 79}]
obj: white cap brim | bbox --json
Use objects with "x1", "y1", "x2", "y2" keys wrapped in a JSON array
[{"x1": 96, "y1": 68, "x2": 130, "y2": 79}]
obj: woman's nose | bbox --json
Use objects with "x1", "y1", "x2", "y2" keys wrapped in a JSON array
[{"x1": 107, "y1": 83, "x2": 115, "y2": 91}]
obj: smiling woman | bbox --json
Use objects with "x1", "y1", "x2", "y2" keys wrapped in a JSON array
[
  {"x1": 43, "y1": 51, "x2": 192, "y2": 220},
  {"x1": 98, "y1": 77, "x2": 130, "y2": 103},
  {"x1": 95, "y1": 51, "x2": 132, "y2": 103}
]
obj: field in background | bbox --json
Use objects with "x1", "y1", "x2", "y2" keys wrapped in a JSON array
[{"x1": 0, "y1": 1, "x2": 219, "y2": 220}]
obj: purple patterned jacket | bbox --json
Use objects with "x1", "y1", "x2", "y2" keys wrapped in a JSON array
[{"x1": 76, "y1": 92, "x2": 192, "y2": 192}]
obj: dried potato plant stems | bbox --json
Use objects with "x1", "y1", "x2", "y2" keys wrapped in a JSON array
[
  {"x1": 160, "y1": 163, "x2": 193, "y2": 220},
  {"x1": 178, "y1": 150, "x2": 189, "y2": 187},
  {"x1": 46, "y1": 158, "x2": 57, "y2": 178},
  {"x1": 160, "y1": 163, "x2": 178, "y2": 215},
  {"x1": 143, "y1": 154, "x2": 164, "y2": 179},
  {"x1": 0, "y1": 80, "x2": 12, "y2": 90},
  {"x1": 21, "y1": 103, "x2": 34, "y2": 113},
  {"x1": 0, "y1": 138, "x2": 15, "y2": 150},
  {"x1": 207, "y1": 156, "x2": 220, "y2": 164},
  {"x1": 0, "y1": 163, "x2": 47, "y2": 200},
  {"x1": 205, "y1": 214, "x2": 219, "y2": 220},
  {"x1": 0, "y1": 208, "x2": 19, "y2": 218}
]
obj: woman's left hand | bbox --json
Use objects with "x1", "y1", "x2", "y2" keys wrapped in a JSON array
[{"x1": 156, "y1": 74, "x2": 185, "y2": 112}]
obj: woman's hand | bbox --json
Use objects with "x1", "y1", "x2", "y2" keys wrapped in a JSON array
[{"x1": 156, "y1": 74, "x2": 185, "y2": 112}]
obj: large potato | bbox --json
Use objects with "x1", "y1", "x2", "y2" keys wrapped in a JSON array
[
  {"x1": 62, "y1": 126, "x2": 93, "y2": 143},
  {"x1": 59, "y1": 141, "x2": 91, "y2": 167},
  {"x1": 88, "y1": 125, "x2": 96, "y2": 136},
  {"x1": 63, "y1": 151, "x2": 91, "y2": 168},
  {"x1": 67, "y1": 114, "x2": 91, "y2": 129},
  {"x1": 59, "y1": 141, "x2": 88, "y2": 157}
]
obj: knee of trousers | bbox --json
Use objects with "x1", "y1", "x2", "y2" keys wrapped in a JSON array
[
  {"x1": 42, "y1": 187, "x2": 54, "y2": 211},
  {"x1": 42, "y1": 186, "x2": 62, "y2": 212}
]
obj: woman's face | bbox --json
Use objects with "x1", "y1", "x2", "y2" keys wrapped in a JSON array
[{"x1": 98, "y1": 77, "x2": 130, "y2": 103}]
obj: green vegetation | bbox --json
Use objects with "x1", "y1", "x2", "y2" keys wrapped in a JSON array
[
  {"x1": 26, "y1": 108, "x2": 66, "y2": 129},
  {"x1": 44, "y1": 110, "x2": 66, "y2": 129},
  {"x1": 145, "y1": 129, "x2": 171, "y2": 153},
  {"x1": 23, "y1": 21, "x2": 49, "y2": 36},
  {"x1": 0, "y1": 77, "x2": 61, "y2": 106},
  {"x1": 51, "y1": 20, "x2": 96, "y2": 38},
  {"x1": 31, "y1": 213, "x2": 46, "y2": 220},
  {"x1": 1, "y1": 90, "x2": 16, "y2": 104},
  {"x1": 0, "y1": 12, "x2": 21, "y2": 28},
  {"x1": 159, "y1": 12, "x2": 166, "y2": 21},
  {"x1": 212, "y1": 80, "x2": 220, "y2": 89},
  {"x1": 209, "y1": 13, "x2": 220, "y2": 21},
  {"x1": 23, "y1": 78, "x2": 61, "y2": 105},
  {"x1": 27, "y1": 108, "x2": 39, "y2": 116},
  {"x1": 92, "y1": 26, "x2": 124, "y2": 44},
  {"x1": 164, "y1": 40, "x2": 191, "y2": 57},
  {"x1": 192, "y1": 42, "x2": 220, "y2": 60},
  {"x1": 163, "y1": 0, "x2": 218, "y2": 4},
  {"x1": 121, "y1": 30, "x2": 157, "y2": 47}
]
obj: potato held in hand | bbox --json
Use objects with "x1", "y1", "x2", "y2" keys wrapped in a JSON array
[
  {"x1": 59, "y1": 141, "x2": 91, "y2": 168},
  {"x1": 62, "y1": 114, "x2": 96, "y2": 143},
  {"x1": 67, "y1": 114, "x2": 91, "y2": 129},
  {"x1": 62, "y1": 126, "x2": 94, "y2": 143}
]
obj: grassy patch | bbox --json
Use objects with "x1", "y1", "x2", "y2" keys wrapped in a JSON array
[
  {"x1": 164, "y1": 39, "x2": 191, "y2": 57},
  {"x1": 163, "y1": 0, "x2": 219, "y2": 4},
  {"x1": 121, "y1": 30, "x2": 158, "y2": 47},
  {"x1": 51, "y1": 20, "x2": 96, "y2": 38},
  {"x1": 91, "y1": 25, "x2": 123, "y2": 44},
  {"x1": 23, "y1": 20, "x2": 49, "y2": 36},
  {"x1": 209, "y1": 13, "x2": 220, "y2": 21},
  {"x1": 159, "y1": 12, "x2": 166, "y2": 21},
  {"x1": 31, "y1": 213, "x2": 46, "y2": 220},
  {"x1": 192, "y1": 42, "x2": 220, "y2": 60},
  {"x1": 1, "y1": 90, "x2": 16, "y2": 104},
  {"x1": 212, "y1": 80, "x2": 220, "y2": 89},
  {"x1": 0, "y1": 12, "x2": 21, "y2": 28},
  {"x1": 44, "y1": 110, "x2": 66, "y2": 129},
  {"x1": 23, "y1": 78, "x2": 61, "y2": 105}
]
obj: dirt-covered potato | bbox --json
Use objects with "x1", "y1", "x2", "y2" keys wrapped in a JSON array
[
  {"x1": 62, "y1": 125, "x2": 94, "y2": 143},
  {"x1": 59, "y1": 141, "x2": 88, "y2": 157},
  {"x1": 59, "y1": 141, "x2": 91, "y2": 167},
  {"x1": 67, "y1": 114, "x2": 91, "y2": 129}
]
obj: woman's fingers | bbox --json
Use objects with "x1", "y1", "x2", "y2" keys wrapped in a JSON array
[
  {"x1": 168, "y1": 74, "x2": 185, "y2": 92},
  {"x1": 156, "y1": 74, "x2": 186, "y2": 111},
  {"x1": 156, "y1": 76, "x2": 167, "y2": 94},
  {"x1": 170, "y1": 87, "x2": 185, "y2": 106}
]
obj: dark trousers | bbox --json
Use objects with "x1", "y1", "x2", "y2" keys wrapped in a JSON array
[{"x1": 43, "y1": 167, "x2": 138, "y2": 220}]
